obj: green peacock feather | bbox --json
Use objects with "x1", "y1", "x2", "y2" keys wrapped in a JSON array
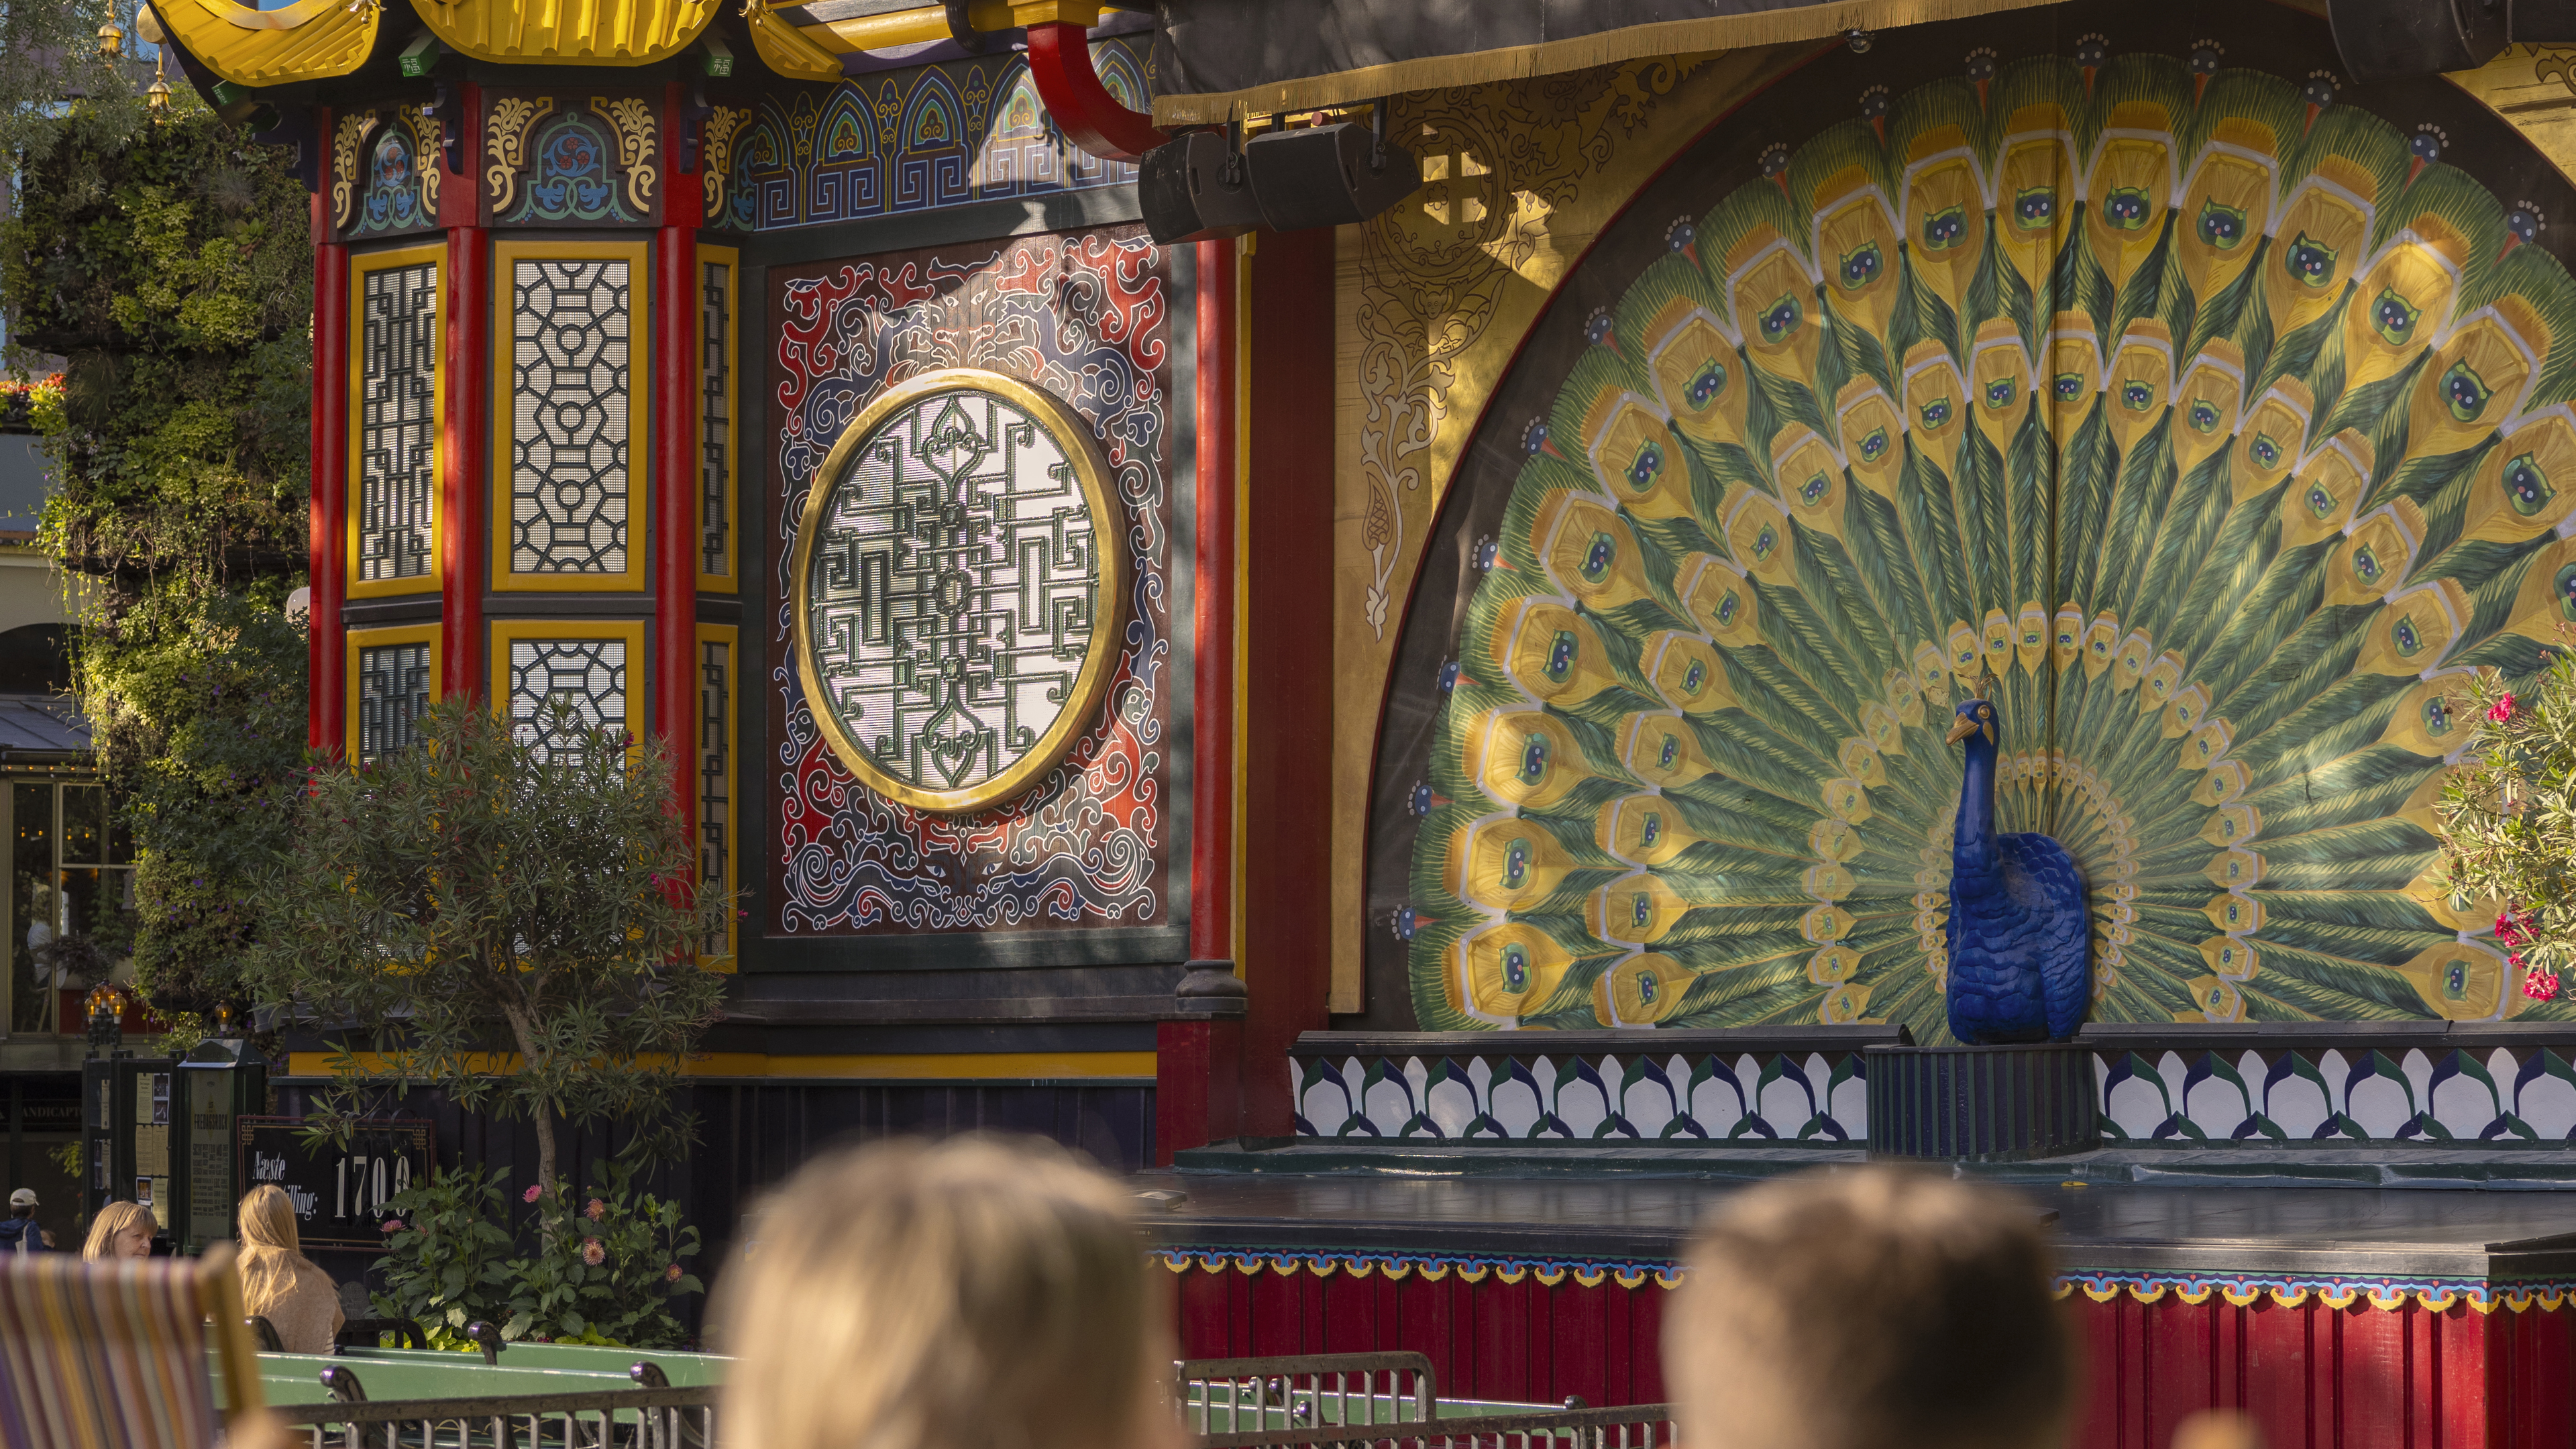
[{"x1": 1407, "y1": 48, "x2": 2576, "y2": 1038}]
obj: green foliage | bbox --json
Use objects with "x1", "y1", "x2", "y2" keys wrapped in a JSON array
[
  {"x1": 373, "y1": 1166, "x2": 518, "y2": 1351},
  {"x1": 504, "y1": 1163, "x2": 702, "y2": 1348},
  {"x1": 2439, "y1": 657, "x2": 2576, "y2": 1016},
  {"x1": 373, "y1": 1161, "x2": 704, "y2": 1351},
  {"x1": 248, "y1": 699, "x2": 730, "y2": 1190},
  {"x1": 0, "y1": 2, "x2": 150, "y2": 172},
  {"x1": 1, "y1": 74, "x2": 313, "y2": 1018}
]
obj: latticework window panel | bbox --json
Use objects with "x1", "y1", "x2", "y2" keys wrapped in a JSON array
[
  {"x1": 506, "y1": 638, "x2": 627, "y2": 763},
  {"x1": 698, "y1": 636, "x2": 731, "y2": 957},
  {"x1": 358, "y1": 262, "x2": 439, "y2": 586},
  {"x1": 356, "y1": 643, "x2": 432, "y2": 762},
  {"x1": 700, "y1": 261, "x2": 731, "y2": 580},
  {"x1": 508, "y1": 258, "x2": 631, "y2": 576}
]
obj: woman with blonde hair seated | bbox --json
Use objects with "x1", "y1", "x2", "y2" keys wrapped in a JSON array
[
  {"x1": 235, "y1": 1183, "x2": 343, "y2": 1354},
  {"x1": 80, "y1": 1199, "x2": 156, "y2": 1260},
  {"x1": 711, "y1": 1134, "x2": 1181, "y2": 1449}
]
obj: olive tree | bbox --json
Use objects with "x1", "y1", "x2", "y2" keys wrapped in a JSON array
[{"x1": 250, "y1": 699, "x2": 728, "y2": 1189}]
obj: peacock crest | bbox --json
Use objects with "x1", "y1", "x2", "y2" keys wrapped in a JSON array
[{"x1": 1407, "y1": 44, "x2": 2576, "y2": 1040}]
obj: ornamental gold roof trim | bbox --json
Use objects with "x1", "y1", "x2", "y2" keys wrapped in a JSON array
[
  {"x1": 415, "y1": 0, "x2": 723, "y2": 67},
  {"x1": 154, "y1": 0, "x2": 725, "y2": 86},
  {"x1": 150, "y1": 0, "x2": 380, "y2": 88}
]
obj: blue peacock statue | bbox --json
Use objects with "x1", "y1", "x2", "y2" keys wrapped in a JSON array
[
  {"x1": 1405, "y1": 41, "x2": 2576, "y2": 1040},
  {"x1": 1943, "y1": 692, "x2": 2090, "y2": 1043}
]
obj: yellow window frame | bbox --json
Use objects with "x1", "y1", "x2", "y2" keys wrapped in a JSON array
[
  {"x1": 697, "y1": 245, "x2": 740, "y2": 595},
  {"x1": 347, "y1": 244, "x2": 446, "y2": 601},
  {"x1": 488, "y1": 618, "x2": 649, "y2": 747},
  {"x1": 696, "y1": 621, "x2": 737, "y2": 968},
  {"x1": 490, "y1": 239, "x2": 650, "y2": 594},
  {"x1": 344, "y1": 623, "x2": 444, "y2": 762}
]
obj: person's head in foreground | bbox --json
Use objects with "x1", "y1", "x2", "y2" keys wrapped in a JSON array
[
  {"x1": 1668, "y1": 1167, "x2": 2071, "y2": 1449},
  {"x1": 712, "y1": 1134, "x2": 1179, "y2": 1449},
  {"x1": 81, "y1": 1199, "x2": 156, "y2": 1260}
]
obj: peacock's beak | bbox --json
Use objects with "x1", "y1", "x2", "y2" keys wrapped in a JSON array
[{"x1": 1944, "y1": 714, "x2": 1980, "y2": 745}]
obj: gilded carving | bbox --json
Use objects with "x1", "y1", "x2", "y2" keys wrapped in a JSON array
[
  {"x1": 331, "y1": 109, "x2": 374, "y2": 231},
  {"x1": 700, "y1": 105, "x2": 750, "y2": 225},
  {"x1": 593, "y1": 95, "x2": 660, "y2": 216},
  {"x1": 415, "y1": 107, "x2": 442, "y2": 218},
  {"x1": 2447, "y1": 45, "x2": 2576, "y2": 192},
  {"x1": 1326, "y1": 48, "x2": 1809, "y2": 1009},
  {"x1": 484, "y1": 96, "x2": 555, "y2": 216}
]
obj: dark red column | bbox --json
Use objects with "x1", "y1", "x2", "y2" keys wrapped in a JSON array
[
  {"x1": 441, "y1": 225, "x2": 486, "y2": 700},
  {"x1": 310, "y1": 210, "x2": 350, "y2": 754},
  {"x1": 652, "y1": 84, "x2": 698, "y2": 841},
  {"x1": 439, "y1": 84, "x2": 484, "y2": 701},
  {"x1": 1189, "y1": 235, "x2": 1236, "y2": 965},
  {"x1": 1157, "y1": 235, "x2": 1243, "y2": 1164},
  {"x1": 1236, "y1": 227, "x2": 1335, "y2": 1135}
]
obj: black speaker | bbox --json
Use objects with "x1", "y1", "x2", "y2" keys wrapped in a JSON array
[
  {"x1": 1244, "y1": 123, "x2": 1420, "y2": 233},
  {"x1": 2514, "y1": 0, "x2": 2576, "y2": 42},
  {"x1": 1138, "y1": 129, "x2": 1263, "y2": 246},
  {"x1": 2328, "y1": 0, "x2": 2506, "y2": 78}
]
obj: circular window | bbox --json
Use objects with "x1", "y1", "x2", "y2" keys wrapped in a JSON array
[{"x1": 792, "y1": 369, "x2": 1129, "y2": 812}]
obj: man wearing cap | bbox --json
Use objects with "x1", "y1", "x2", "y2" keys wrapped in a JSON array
[{"x1": 1, "y1": 1187, "x2": 53, "y2": 1252}]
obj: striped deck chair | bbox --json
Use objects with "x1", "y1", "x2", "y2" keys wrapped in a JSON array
[{"x1": 0, "y1": 1241, "x2": 265, "y2": 1449}]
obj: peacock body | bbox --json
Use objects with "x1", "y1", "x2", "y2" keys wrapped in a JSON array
[
  {"x1": 1943, "y1": 695, "x2": 2090, "y2": 1043},
  {"x1": 1406, "y1": 44, "x2": 2576, "y2": 1042}
]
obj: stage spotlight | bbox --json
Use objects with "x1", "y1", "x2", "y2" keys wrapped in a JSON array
[
  {"x1": 1243, "y1": 121, "x2": 1421, "y2": 233},
  {"x1": 1141, "y1": 119, "x2": 1421, "y2": 242},
  {"x1": 1140, "y1": 128, "x2": 1263, "y2": 245},
  {"x1": 2327, "y1": 0, "x2": 2504, "y2": 78}
]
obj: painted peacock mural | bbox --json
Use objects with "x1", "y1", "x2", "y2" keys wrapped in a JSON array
[{"x1": 1404, "y1": 43, "x2": 2576, "y2": 1041}]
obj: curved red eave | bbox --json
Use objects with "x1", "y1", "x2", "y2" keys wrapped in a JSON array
[{"x1": 1024, "y1": 21, "x2": 1167, "y2": 164}]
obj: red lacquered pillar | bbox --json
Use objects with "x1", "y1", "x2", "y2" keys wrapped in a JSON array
[
  {"x1": 1157, "y1": 235, "x2": 1243, "y2": 1165},
  {"x1": 441, "y1": 227, "x2": 486, "y2": 700},
  {"x1": 439, "y1": 85, "x2": 485, "y2": 702},
  {"x1": 652, "y1": 86, "x2": 698, "y2": 842},
  {"x1": 310, "y1": 180, "x2": 350, "y2": 754}
]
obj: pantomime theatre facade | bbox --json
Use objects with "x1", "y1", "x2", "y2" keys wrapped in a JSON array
[{"x1": 161, "y1": 0, "x2": 2576, "y2": 1437}]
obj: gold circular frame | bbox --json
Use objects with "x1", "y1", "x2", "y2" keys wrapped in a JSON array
[{"x1": 790, "y1": 368, "x2": 1131, "y2": 814}]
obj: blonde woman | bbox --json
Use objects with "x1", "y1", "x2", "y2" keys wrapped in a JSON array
[
  {"x1": 80, "y1": 1199, "x2": 156, "y2": 1260},
  {"x1": 235, "y1": 1183, "x2": 343, "y2": 1354},
  {"x1": 711, "y1": 1136, "x2": 1181, "y2": 1449}
]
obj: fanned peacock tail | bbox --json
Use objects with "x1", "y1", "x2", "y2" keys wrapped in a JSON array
[{"x1": 1407, "y1": 46, "x2": 2576, "y2": 1040}]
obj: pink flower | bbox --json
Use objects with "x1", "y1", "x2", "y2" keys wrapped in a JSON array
[
  {"x1": 2528, "y1": 967, "x2": 2563, "y2": 1002},
  {"x1": 523, "y1": 1184, "x2": 543, "y2": 1204},
  {"x1": 664, "y1": 1263, "x2": 683, "y2": 1283},
  {"x1": 581, "y1": 1238, "x2": 606, "y2": 1267},
  {"x1": 584, "y1": 1198, "x2": 606, "y2": 1222},
  {"x1": 2500, "y1": 910, "x2": 2526, "y2": 945},
  {"x1": 2490, "y1": 693, "x2": 2517, "y2": 723},
  {"x1": 380, "y1": 1220, "x2": 402, "y2": 1235}
]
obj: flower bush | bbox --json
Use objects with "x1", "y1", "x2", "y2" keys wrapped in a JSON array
[
  {"x1": 2438, "y1": 657, "x2": 2576, "y2": 1014},
  {"x1": 372, "y1": 1159, "x2": 704, "y2": 1350},
  {"x1": 371, "y1": 1167, "x2": 517, "y2": 1352},
  {"x1": 503, "y1": 1161, "x2": 702, "y2": 1348}
]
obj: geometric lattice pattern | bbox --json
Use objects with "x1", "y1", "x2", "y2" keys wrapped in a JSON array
[
  {"x1": 506, "y1": 639, "x2": 625, "y2": 764},
  {"x1": 771, "y1": 229, "x2": 1172, "y2": 936},
  {"x1": 508, "y1": 259, "x2": 630, "y2": 576},
  {"x1": 358, "y1": 263, "x2": 438, "y2": 585},
  {"x1": 699, "y1": 638, "x2": 730, "y2": 955},
  {"x1": 803, "y1": 387, "x2": 1102, "y2": 793},
  {"x1": 355, "y1": 643, "x2": 431, "y2": 763},
  {"x1": 701, "y1": 262, "x2": 731, "y2": 578}
]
